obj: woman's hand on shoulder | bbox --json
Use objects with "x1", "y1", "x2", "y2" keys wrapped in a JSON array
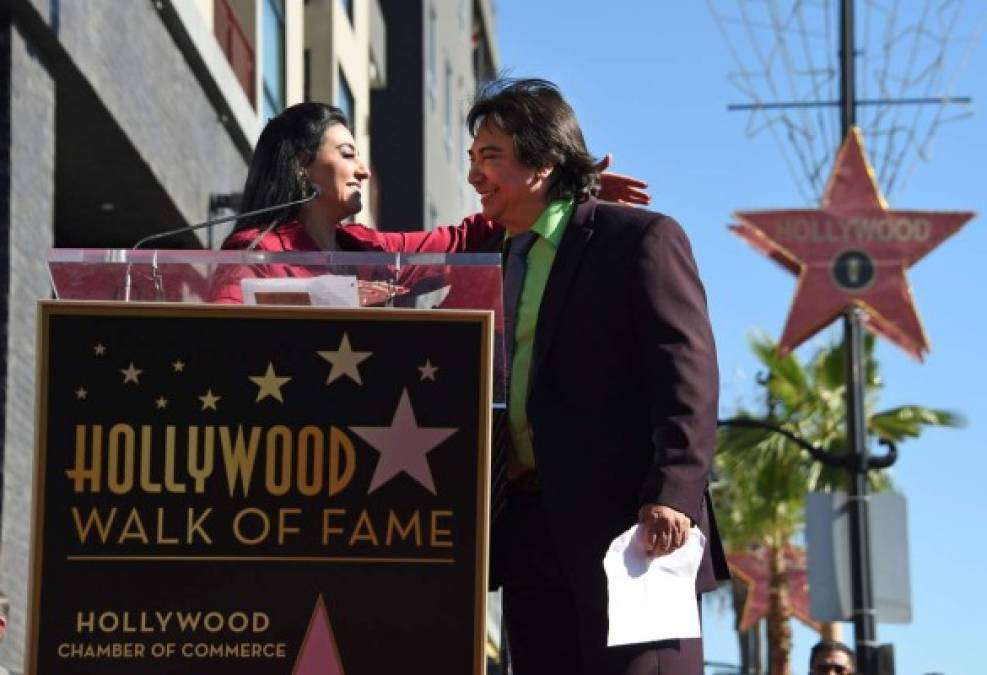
[{"x1": 596, "y1": 153, "x2": 651, "y2": 206}]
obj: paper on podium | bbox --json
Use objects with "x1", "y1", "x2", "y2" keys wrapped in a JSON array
[
  {"x1": 603, "y1": 524, "x2": 706, "y2": 646},
  {"x1": 241, "y1": 275, "x2": 359, "y2": 307}
]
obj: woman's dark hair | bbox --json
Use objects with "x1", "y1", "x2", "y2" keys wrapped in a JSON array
[
  {"x1": 234, "y1": 102, "x2": 349, "y2": 231},
  {"x1": 467, "y1": 78, "x2": 599, "y2": 203}
]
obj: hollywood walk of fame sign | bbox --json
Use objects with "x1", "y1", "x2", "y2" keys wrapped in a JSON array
[
  {"x1": 732, "y1": 127, "x2": 975, "y2": 360},
  {"x1": 29, "y1": 302, "x2": 493, "y2": 674},
  {"x1": 728, "y1": 545, "x2": 818, "y2": 633}
]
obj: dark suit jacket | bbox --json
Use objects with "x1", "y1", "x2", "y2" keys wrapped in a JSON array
[{"x1": 515, "y1": 197, "x2": 728, "y2": 596}]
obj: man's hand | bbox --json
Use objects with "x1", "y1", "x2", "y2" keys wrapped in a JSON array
[
  {"x1": 596, "y1": 153, "x2": 651, "y2": 206},
  {"x1": 637, "y1": 503, "x2": 691, "y2": 557}
]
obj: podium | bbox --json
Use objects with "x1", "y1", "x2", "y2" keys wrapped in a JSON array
[{"x1": 30, "y1": 249, "x2": 503, "y2": 674}]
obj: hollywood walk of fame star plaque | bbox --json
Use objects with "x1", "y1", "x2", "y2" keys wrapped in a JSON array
[
  {"x1": 28, "y1": 301, "x2": 493, "y2": 674},
  {"x1": 727, "y1": 545, "x2": 818, "y2": 633},
  {"x1": 732, "y1": 127, "x2": 975, "y2": 360}
]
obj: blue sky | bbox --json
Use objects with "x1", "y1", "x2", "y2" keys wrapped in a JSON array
[{"x1": 494, "y1": 2, "x2": 986, "y2": 673}]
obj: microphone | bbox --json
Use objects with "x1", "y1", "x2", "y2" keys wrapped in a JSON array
[
  {"x1": 122, "y1": 186, "x2": 321, "y2": 301},
  {"x1": 130, "y1": 185, "x2": 321, "y2": 250}
]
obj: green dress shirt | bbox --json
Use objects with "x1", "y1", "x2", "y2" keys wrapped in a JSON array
[{"x1": 508, "y1": 198, "x2": 574, "y2": 471}]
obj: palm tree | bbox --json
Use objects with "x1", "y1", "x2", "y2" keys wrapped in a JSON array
[{"x1": 714, "y1": 331, "x2": 961, "y2": 675}]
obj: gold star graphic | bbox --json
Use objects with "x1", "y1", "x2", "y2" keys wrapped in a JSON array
[
  {"x1": 155, "y1": 396, "x2": 168, "y2": 409},
  {"x1": 121, "y1": 363, "x2": 143, "y2": 384},
  {"x1": 199, "y1": 389, "x2": 221, "y2": 411},
  {"x1": 249, "y1": 363, "x2": 292, "y2": 403},
  {"x1": 75, "y1": 387, "x2": 88, "y2": 400},
  {"x1": 93, "y1": 343, "x2": 106, "y2": 356},
  {"x1": 172, "y1": 360, "x2": 185, "y2": 373},
  {"x1": 418, "y1": 359, "x2": 439, "y2": 381},
  {"x1": 317, "y1": 333, "x2": 373, "y2": 385}
]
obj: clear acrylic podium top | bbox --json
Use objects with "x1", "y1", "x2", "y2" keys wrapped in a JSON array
[{"x1": 47, "y1": 248, "x2": 505, "y2": 402}]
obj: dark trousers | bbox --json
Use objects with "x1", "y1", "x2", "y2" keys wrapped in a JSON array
[{"x1": 500, "y1": 491, "x2": 703, "y2": 675}]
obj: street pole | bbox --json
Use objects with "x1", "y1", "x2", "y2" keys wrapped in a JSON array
[
  {"x1": 839, "y1": 0, "x2": 855, "y2": 136},
  {"x1": 844, "y1": 307, "x2": 877, "y2": 673},
  {"x1": 839, "y1": 1, "x2": 878, "y2": 672}
]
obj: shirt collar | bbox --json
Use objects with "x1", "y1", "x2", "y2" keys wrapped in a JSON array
[
  {"x1": 506, "y1": 198, "x2": 574, "y2": 249},
  {"x1": 529, "y1": 198, "x2": 575, "y2": 248}
]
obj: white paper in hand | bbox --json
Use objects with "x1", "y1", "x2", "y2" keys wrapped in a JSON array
[{"x1": 603, "y1": 524, "x2": 706, "y2": 646}]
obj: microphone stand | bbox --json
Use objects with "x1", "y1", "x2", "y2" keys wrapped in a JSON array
[{"x1": 122, "y1": 187, "x2": 320, "y2": 301}]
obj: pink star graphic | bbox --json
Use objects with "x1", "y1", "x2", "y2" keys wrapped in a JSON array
[
  {"x1": 291, "y1": 596, "x2": 344, "y2": 675},
  {"x1": 349, "y1": 389, "x2": 457, "y2": 495}
]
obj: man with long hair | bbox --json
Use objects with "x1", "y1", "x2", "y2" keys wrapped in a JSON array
[{"x1": 470, "y1": 78, "x2": 728, "y2": 674}]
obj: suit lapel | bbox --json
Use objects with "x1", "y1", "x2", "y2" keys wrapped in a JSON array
[{"x1": 530, "y1": 198, "x2": 597, "y2": 386}]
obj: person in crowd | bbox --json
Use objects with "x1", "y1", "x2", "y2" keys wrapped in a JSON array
[{"x1": 810, "y1": 640, "x2": 856, "y2": 675}]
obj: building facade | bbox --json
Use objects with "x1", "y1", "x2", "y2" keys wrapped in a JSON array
[
  {"x1": 0, "y1": 1, "x2": 384, "y2": 671},
  {"x1": 371, "y1": 0, "x2": 498, "y2": 233}
]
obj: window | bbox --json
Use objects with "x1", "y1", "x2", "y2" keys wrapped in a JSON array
[
  {"x1": 261, "y1": 0, "x2": 285, "y2": 120},
  {"x1": 337, "y1": 68, "x2": 355, "y2": 134},
  {"x1": 214, "y1": 0, "x2": 255, "y2": 103}
]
